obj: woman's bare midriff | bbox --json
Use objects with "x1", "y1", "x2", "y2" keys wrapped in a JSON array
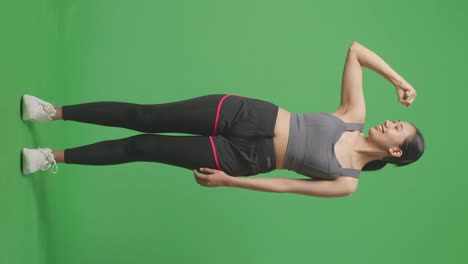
[{"x1": 273, "y1": 107, "x2": 291, "y2": 170}]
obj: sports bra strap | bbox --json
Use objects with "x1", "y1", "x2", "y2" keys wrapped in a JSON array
[
  {"x1": 344, "y1": 123, "x2": 363, "y2": 132},
  {"x1": 339, "y1": 167, "x2": 361, "y2": 177}
]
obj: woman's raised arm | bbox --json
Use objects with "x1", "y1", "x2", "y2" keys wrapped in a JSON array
[{"x1": 335, "y1": 42, "x2": 413, "y2": 123}]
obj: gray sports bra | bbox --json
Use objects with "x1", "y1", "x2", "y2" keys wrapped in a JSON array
[{"x1": 283, "y1": 112, "x2": 364, "y2": 180}]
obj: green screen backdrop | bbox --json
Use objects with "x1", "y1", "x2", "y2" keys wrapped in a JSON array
[{"x1": 1, "y1": 0, "x2": 466, "y2": 263}]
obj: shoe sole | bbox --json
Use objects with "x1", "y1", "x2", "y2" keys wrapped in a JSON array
[
  {"x1": 20, "y1": 95, "x2": 24, "y2": 120},
  {"x1": 20, "y1": 148, "x2": 25, "y2": 175},
  {"x1": 20, "y1": 95, "x2": 30, "y2": 121}
]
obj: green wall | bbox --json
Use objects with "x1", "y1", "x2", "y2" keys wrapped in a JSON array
[{"x1": 1, "y1": 0, "x2": 466, "y2": 263}]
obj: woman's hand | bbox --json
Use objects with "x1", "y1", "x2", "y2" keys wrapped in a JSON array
[
  {"x1": 395, "y1": 79, "x2": 417, "y2": 107},
  {"x1": 193, "y1": 168, "x2": 232, "y2": 188}
]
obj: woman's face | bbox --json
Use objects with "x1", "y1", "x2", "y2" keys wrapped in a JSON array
[{"x1": 368, "y1": 120, "x2": 417, "y2": 154}]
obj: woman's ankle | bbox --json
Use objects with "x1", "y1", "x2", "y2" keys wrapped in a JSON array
[
  {"x1": 51, "y1": 150, "x2": 65, "y2": 163},
  {"x1": 52, "y1": 107, "x2": 63, "y2": 120}
]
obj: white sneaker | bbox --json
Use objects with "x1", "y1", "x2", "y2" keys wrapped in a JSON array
[
  {"x1": 21, "y1": 148, "x2": 59, "y2": 175},
  {"x1": 21, "y1": 94, "x2": 57, "y2": 121}
]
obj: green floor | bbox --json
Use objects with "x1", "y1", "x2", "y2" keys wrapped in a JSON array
[{"x1": 2, "y1": 0, "x2": 468, "y2": 264}]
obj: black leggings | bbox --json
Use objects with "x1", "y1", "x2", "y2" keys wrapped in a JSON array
[{"x1": 62, "y1": 94, "x2": 279, "y2": 176}]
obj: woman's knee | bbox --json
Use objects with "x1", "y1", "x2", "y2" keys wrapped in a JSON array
[{"x1": 123, "y1": 134, "x2": 154, "y2": 161}]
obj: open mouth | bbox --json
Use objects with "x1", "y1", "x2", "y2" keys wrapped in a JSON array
[{"x1": 376, "y1": 125, "x2": 384, "y2": 133}]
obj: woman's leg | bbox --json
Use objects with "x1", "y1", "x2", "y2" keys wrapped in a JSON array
[
  {"x1": 47, "y1": 94, "x2": 279, "y2": 176},
  {"x1": 56, "y1": 94, "x2": 230, "y2": 135},
  {"x1": 58, "y1": 134, "x2": 218, "y2": 171}
]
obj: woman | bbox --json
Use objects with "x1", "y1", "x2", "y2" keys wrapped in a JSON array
[{"x1": 21, "y1": 42, "x2": 424, "y2": 198}]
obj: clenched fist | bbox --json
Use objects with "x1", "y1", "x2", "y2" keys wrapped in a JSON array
[{"x1": 395, "y1": 79, "x2": 417, "y2": 107}]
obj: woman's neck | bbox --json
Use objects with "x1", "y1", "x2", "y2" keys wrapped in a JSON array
[{"x1": 352, "y1": 133, "x2": 388, "y2": 169}]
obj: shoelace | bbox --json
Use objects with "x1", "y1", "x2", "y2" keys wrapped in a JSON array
[
  {"x1": 38, "y1": 147, "x2": 59, "y2": 174},
  {"x1": 39, "y1": 101, "x2": 57, "y2": 120}
]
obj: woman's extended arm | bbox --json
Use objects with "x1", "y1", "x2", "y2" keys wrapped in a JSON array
[
  {"x1": 193, "y1": 168, "x2": 357, "y2": 198},
  {"x1": 336, "y1": 42, "x2": 416, "y2": 122},
  {"x1": 226, "y1": 177, "x2": 356, "y2": 198}
]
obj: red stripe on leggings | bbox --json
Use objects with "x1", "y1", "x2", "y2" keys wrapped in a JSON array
[
  {"x1": 209, "y1": 136, "x2": 222, "y2": 171},
  {"x1": 212, "y1": 94, "x2": 234, "y2": 136}
]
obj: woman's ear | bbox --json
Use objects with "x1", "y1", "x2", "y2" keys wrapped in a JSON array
[{"x1": 388, "y1": 146, "x2": 403, "y2": 158}]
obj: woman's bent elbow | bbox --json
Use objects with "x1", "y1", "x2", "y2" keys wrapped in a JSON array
[
  {"x1": 350, "y1": 41, "x2": 361, "y2": 51},
  {"x1": 344, "y1": 184, "x2": 358, "y2": 196}
]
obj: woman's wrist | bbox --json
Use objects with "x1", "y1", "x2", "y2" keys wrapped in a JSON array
[
  {"x1": 224, "y1": 175, "x2": 237, "y2": 187},
  {"x1": 390, "y1": 75, "x2": 404, "y2": 87}
]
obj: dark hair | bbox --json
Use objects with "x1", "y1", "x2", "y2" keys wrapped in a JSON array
[{"x1": 362, "y1": 125, "x2": 425, "y2": 171}]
